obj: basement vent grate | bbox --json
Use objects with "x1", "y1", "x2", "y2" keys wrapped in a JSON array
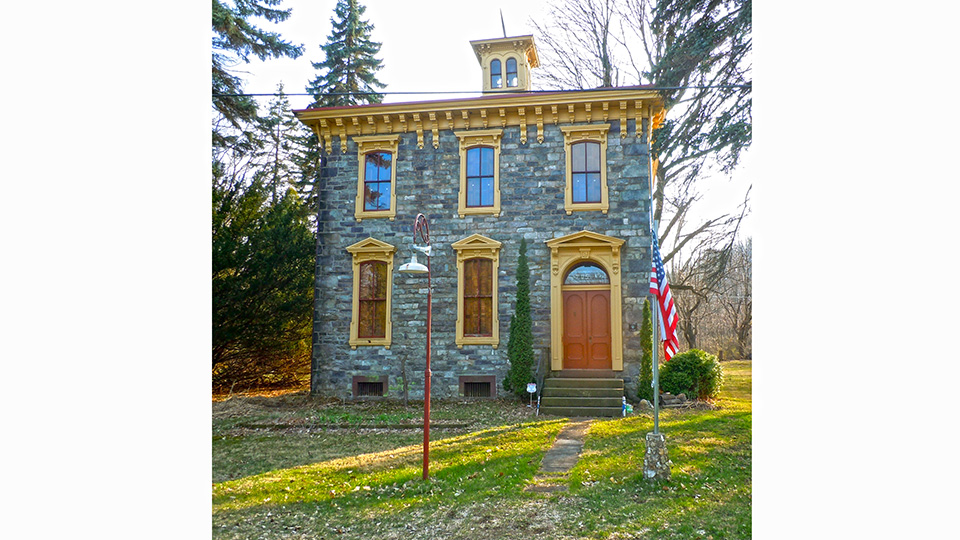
[
  {"x1": 356, "y1": 381, "x2": 384, "y2": 397},
  {"x1": 463, "y1": 381, "x2": 492, "y2": 398}
]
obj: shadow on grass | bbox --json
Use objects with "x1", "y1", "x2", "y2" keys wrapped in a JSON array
[{"x1": 213, "y1": 418, "x2": 567, "y2": 528}]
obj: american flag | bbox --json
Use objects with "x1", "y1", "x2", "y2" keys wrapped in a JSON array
[{"x1": 650, "y1": 234, "x2": 680, "y2": 361}]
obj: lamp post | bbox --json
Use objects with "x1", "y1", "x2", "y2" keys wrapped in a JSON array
[{"x1": 397, "y1": 213, "x2": 432, "y2": 480}]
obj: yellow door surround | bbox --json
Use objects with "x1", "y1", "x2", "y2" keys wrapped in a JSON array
[{"x1": 546, "y1": 230, "x2": 625, "y2": 371}]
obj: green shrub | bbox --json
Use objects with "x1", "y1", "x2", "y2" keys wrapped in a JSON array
[{"x1": 658, "y1": 349, "x2": 723, "y2": 400}]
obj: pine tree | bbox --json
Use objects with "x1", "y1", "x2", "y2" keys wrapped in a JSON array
[
  {"x1": 212, "y1": 0, "x2": 303, "y2": 148},
  {"x1": 257, "y1": 83, "x2": 314, "y2": 205},
  {"x1": 505, "y1": 239, "x2": 535, "y2": 397},
  {"x1": 305, "y1": 0, "x2": 386, "y2": 108},
  {"x1": 637, "y1": 299, "x2": 655, "y2": 401}
]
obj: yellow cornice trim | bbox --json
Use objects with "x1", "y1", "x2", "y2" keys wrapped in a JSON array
[{"x1": 294, "y1": 88, "x2": 664, "y2": 151}]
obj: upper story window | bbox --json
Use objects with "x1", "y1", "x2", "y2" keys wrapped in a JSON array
[
  {"x1": 455, "y1": 129, "x2": 502, "y2": 217},
  {"x1": 363, "y1": 152, "x2": 392, "y2": 211},
  {"x1": 466, "y1": 147, "x2": 495, "y2": 208},
  {"x1": 506, "y1": 58, "x2": 518, "y2": 87},
  {"x1": 353, "y1": 135, "x2": 399, "y2": 221},
  {"x1": 560, "y1": 124, "x2": 610, "y2": 215},
  {"x1": 490, "y1": 59, "x2": 503, "y2": 89},
  {"x1": 571, "y1": 142, "x2": 602, "y2": 204}
]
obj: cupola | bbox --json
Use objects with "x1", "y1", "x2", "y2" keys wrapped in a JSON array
[{"x1": 470, "y1": 35, "x2": 540, "y2": 93}]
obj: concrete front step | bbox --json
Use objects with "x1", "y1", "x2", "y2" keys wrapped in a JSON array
[
  {"x1": 544, "y1": 377, "x2": 623, "y2": 389},
  {"x1": 540, "y1": 376, "x2": 624, "y2": 418},
  {"x1": 542, "y1": 387, "x2": 623, "y2": 398},
  {"x1": 541, "y1": 396, "x2": 623, "y2": 408},
  {"x1": 538, "y1": 406, "x2": 622, "y2": 418}
]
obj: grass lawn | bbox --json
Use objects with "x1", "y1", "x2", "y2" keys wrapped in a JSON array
[{"x1": 213, "y1": 360, "x2": 751, "y2": 539}]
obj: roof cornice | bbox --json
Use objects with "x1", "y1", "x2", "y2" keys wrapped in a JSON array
[{"x1": 294, "y1": 87, "x2": 665, "y2": 153}]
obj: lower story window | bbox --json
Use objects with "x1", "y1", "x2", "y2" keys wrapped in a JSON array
[
  {"x1": 358, "y1": 261, "x2": 387, "y2": 338},
  {"x1": 463, "y1": 258, "x2": 493, "y2": 336}
]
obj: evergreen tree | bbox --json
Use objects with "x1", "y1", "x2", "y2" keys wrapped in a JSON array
[
  {"x1": 257, "y1": 83, "x2": 314, "y2": 206},
  {"x1": 305, "y1": 0, "x2": 386, "y2": 108},
  {"x1": 212, "y1": 0, "x2": 303, "y2": 149},
  {"x1": 504, "y1": 239, "x2": 535, "y2": 397},
  {"x1": 637, "y1": 299, "x2": 655, "y2": 401},
  {"x1": 296, "y1": 0, "x2": 386, "y2": 210}
]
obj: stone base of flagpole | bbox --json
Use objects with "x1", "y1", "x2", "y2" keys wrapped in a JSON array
[{"x1": 643, "y1": 432, "x2": 671, "y2": 481}]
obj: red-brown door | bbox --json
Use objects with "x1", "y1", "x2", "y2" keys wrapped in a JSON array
[{"x1": 562, "y1": 290, "x2": 611, "y2": 369}]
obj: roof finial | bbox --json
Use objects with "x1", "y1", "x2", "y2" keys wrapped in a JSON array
[{"x1": 500, "y1": 9, "x2": 507, "y2": 38}]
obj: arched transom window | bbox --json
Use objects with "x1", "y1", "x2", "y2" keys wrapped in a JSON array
[{"x1": 564, "y1": 262, "x2": 610, "y2": 286}]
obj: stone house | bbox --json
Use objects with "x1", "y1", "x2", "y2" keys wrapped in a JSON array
[{"x1": 295, "y1": 35, "x2": 665, "y2": 413}]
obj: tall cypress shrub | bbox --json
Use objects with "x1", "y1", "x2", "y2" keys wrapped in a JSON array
[
  {"x1": 504, "y1": 238, "x2": 534, "y2": 396},
  {"x1": 637, "y1": 299, "x2": 654, "y2": 401}
]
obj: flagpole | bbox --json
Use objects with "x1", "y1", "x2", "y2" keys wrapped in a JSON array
[{"x1": 651, "y1": 221, "x2": 660, "y2": 435}]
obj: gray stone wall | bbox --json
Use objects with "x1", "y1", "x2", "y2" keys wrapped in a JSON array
[{"x1": 312, "y1": 119, "x2": 654, "y2": 399}]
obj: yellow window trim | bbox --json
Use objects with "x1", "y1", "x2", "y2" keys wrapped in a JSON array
[
  {"x1": 346, "y1": 237, "x2": 396, "y2": 349},
  {"x1": 354, "y1": 134, "x2": 400, "y2": 222},
  {"x1": 545, "y1": 230, "x2": 625, "y2": 371},
  {"x1": 455, "y1": 129, "x2": 503, "y2": 218},
  {"x1": 452, "y1": 234, "x2": 502, "y2": 348},
  {"x1": 560, "y1": 124, "x2": 610, "y2": 215}
]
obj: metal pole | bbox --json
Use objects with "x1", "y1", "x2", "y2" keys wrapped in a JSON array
[
  {"x1": 652, "y1": 294, "x2": 660, "y2": 435},
  {"x1": 652, "y1": 220, "x2": 660, "y2": 435},
  {"x1": 423, "y1": 251, "x2": 432, "y2": 480}
]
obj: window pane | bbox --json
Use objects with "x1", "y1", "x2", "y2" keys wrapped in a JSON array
[
  {"x1": 572, "y1": 173, "x2": 586, "y2": 203},
  {"x1": 360, "y1": 261, "x2": 386, "y2": 298},
  {"x1": 467, "y1": 177, "x2": 480, "y2": 207},
  {"x1": 366, "y1": 152, "x2": 391, "y2": 180},
  {"x1": 373, "y1": 262, "x2": 387, "y2": 297},
  {"x1": 586, "y1": 142, "x2": 600, "y2": 171},
  {"x1": 376, "y1": 181, "x2": 391, "y2": 210},
  {"x1": 359, "y1": 300, "x2": 374, "y2": 337},
  {"x1": 481, "y1": 147, "x2": 494, "y2": 175},
  {"x1": 464, "y1": 260, "x2": 479, "y2": 294},
  {"x1": 572, "y1": 142, "x2": 586, "y2": 172},
  {"x1": 490, "y1": 60, "x2": 502, "y2": 88},
  {"x1": 467, "y1": 147, "x2": 480, "y2": 177},
  {"x1": 586, "y1": 173, "x2": 601, "y2": 203},
  {"x1": 365, "y1": 156, "x2": 378, "y2": 181},
  {"x1": 478, "y1": 297, "x2": 493, "y2": 336},
  {"x1": 372, "y1": 300, "x2": 386, "y2": 337},
  {"x1": 477, "y1": 259, "x2": 492, "y2": 295},
  {"x1": 378, "y1": 152, "x2": 392, "y2": 179},
  {"x1": 564, "y1": 262, "x2": 610, "y2": 285},
  {"x1": 480, "y1": 176, "x2": 494, "y2": 206},
  {"x1": 464, "y1": 298, "x2": 479, "y2": 335}
]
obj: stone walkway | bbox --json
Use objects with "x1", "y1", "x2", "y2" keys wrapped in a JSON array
[{"x1": 524, "y1": 419, "x2": 593, "y2": 494}]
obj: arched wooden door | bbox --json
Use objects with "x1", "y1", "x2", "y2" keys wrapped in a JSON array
[{"x1": 561, "y1": 263, "x2": 612, "y2": 370}]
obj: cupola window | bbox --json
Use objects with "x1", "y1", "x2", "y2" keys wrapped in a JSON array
[
  {"x1": 490, "y1": 59, "x2": 502, "y2": 89},
  {"x1": 506, "y1": 58, "x2": 518, "y2": 87}
]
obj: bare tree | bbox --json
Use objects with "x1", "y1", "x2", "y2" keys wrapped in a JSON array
[{"x1": 529, "y1": 0, "x2": 621, "y2": 90}]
